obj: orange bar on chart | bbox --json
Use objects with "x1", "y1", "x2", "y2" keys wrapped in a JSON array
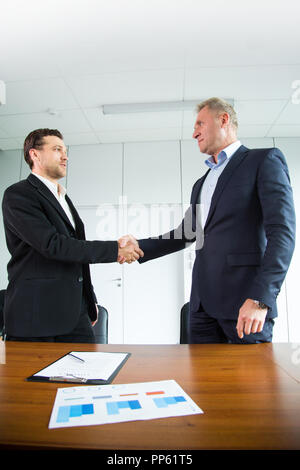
[
  {"x1": 119, "y1": 393, "x2": 139, "y2": 397},
  {"x1": 146, "y1": 391, "x2": 165, "y2": 396}
]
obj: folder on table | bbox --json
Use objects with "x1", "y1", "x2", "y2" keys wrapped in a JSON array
[{"x1": 27, "y1": 351, "x2": 131, "y2": 384}]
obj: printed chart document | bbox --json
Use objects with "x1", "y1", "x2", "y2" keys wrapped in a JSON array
[
  {"x1": 27, "y1": 351, "x2": 130, "y2": 384},
  {"x1": 48, "y1": 379, "x2": 203, "y2": 429}
]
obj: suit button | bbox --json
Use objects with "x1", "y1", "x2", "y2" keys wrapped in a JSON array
[{"x1": 78, "y1": 276, "x2": 83, "y2": 282}]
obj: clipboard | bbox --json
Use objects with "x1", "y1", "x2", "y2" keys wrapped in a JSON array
[{"x1": 26, "y1": 351, "x2": 131, "y2": 384}]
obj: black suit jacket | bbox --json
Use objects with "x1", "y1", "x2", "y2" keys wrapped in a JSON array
[
  {"x1": 2, "y1": 173, "x2": 118, "y2": 337},
  {"x1": 138, "y1": 146, "x2": 296, "y2": 320}
]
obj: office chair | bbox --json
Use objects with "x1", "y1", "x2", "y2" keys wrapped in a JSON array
[
  {"x1": 94, "y1": 304, "x2": 108, "y2": 344},
  {"x1": 0, "y1": 290, "x2": 5, "y2": 337},
  {"x1": 180, "y1": 302, "x2": 189, "y2": 344}
]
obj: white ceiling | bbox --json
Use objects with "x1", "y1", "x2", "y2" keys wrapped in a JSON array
[{"x1": 0, "y1": 0, "x2": 300, "y2": 150}]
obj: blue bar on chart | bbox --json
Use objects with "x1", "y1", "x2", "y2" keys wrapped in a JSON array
[
  {"x1": 92, "y1": 395, "x2": 112, "y2": 400},
  {"x1": 153, "y1": 396, "x2": 186, "y2": 408},
  {"x1": 106, "y1": 400, "x2": 142, "y2": 415},
  {"x1": 57, "y1": 403, "x2": 94, "y2": 423}
]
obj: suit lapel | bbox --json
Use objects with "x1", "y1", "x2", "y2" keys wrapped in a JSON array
[
  {"x1": 191, "y1": 169, "x2": 210, "y2": 205},
  {"x1": 27, "y1": 174, "x2": 77, "y2": 232},
  {"x1": 191, "y1": 169, "x2": 210, "y2": 231},
  {"x1": 204, "y1": 145, "x2": 249, "y2": 229}
]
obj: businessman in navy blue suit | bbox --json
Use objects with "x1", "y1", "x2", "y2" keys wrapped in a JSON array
[{"x1": 119, "y1": 97, "x2": 296, "y2": 343}]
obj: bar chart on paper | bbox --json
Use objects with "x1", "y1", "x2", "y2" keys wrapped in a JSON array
[{"x1": 49, "y1": 380, "x2": 203, "y2": 428}]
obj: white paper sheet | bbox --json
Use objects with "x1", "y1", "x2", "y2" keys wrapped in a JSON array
[
  {"x1": 34, "y1": 351, "x2": 128, "y2": 381},
  {"x1": 48, "y1": 379, "x2": 203, "y2": 429}
]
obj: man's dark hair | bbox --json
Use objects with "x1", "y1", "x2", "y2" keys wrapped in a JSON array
[{"x1": 24, "y1": 128, "x2": 63, "y2": 169}]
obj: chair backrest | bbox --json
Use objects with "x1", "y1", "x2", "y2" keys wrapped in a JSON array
[
  {"x1": 94, "y1": 305, "x2": 108, "y2": 344},
  {"x1": 180, "y1": 302, "x2": 189, "y2": 344}
]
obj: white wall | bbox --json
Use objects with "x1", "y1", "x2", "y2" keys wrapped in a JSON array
[
  {"x1": 66, "y1": 141, "x2": 185, "y2": 344},
  {"x1": 0, "y1": 138, "x2": 299, "y2": 342},
  {"x1": 0, "y1": 149, "x2": 22, "y2": 287},
  {"x1": 272, "y1": 138, "x2": 300, "y2": 343}
]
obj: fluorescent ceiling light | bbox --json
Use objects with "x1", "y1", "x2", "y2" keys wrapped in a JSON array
[
  {"x1": 101, "y1": 99, "x2": 234, "y2": 115},
  {"x1": 0, "y1": 81, "x2": 6, "y2": 105}
]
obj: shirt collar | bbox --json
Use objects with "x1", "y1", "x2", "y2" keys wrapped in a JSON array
[
  {"x1": 31, "y1": 172, "x2": 67, "y2": 198},
  {"x1": 205, "y1": 140, "x2": 241, "y2": 169}
]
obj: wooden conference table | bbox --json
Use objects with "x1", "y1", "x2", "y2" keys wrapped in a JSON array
[{"x1": 0, "y1": 341, "x2": 300, "y2": 450}]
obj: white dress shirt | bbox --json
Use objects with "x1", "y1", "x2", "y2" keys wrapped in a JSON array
[{"x1": 32, "y1": 173, "x2": 76, "y2": 229}]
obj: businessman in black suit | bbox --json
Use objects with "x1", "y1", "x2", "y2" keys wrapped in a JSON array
[
  {"x1": 119, "y1": 97, "x2": 296, "y2": 343},
  {"x1": 2, "y1": 128, "x2": 143, "y2": 342}
]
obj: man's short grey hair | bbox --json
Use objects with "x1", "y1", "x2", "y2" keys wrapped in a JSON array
[{"x1": 196, "y1": 97, "x2": 238, "y2": 129}]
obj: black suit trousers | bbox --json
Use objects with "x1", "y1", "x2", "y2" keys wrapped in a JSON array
[{"x1": 188, "y1": 306, "x2": 274, "y2": 344}]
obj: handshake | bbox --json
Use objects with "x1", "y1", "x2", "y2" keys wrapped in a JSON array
[{"x1": 117, "y1": 234, "x2": 144, "y2": 264}]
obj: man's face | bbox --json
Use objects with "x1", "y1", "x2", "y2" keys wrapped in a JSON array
[
  {"x1": 31, "y1": 135, "x2": 68, "y2": 181},
  {"x1": 192, "y1": 106, "x2": 226, "y2": 156}
]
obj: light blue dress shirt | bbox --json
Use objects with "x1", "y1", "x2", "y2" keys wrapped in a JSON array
[{"x1": 199, "y1": 140, "x2": 241, "y2": 229}]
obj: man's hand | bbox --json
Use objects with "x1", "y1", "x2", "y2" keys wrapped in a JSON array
[
  {"x1": 236, "y1": 298, "x2": 268, "y2": 339},
  {"x1": 117, "y1": 234, "x2": 144, "y2": 264}
]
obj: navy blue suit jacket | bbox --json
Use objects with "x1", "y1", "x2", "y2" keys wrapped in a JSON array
[{"x1": 138, "y1": 145, "x2": 296, "y2": 320}]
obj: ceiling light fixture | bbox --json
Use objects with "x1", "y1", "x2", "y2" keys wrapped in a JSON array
[{"x1": 100, "y1": 99, "x2": 234, "y2": 115}]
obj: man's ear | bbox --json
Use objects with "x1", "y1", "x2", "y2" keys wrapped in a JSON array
[
  {"x1": 28, "y1": 148, "x2": 41, "y2": 171},
  {"x1": 220, "y1": 112, "x2": 230, "y2": 127},
  {"x1": 29, "y1": 148, "x2": 38, "y2": 163}
]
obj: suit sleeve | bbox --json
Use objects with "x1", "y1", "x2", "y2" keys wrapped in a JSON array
[
  {"x1": 138, "y1": 204, "x2": 197, "y2": 263},
  {"x1": 2, "y1": 186, "x2": 118, "y2": 264},
  {"x1": 247, "y1": 148, "x2": 296, "y2": 308}
]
